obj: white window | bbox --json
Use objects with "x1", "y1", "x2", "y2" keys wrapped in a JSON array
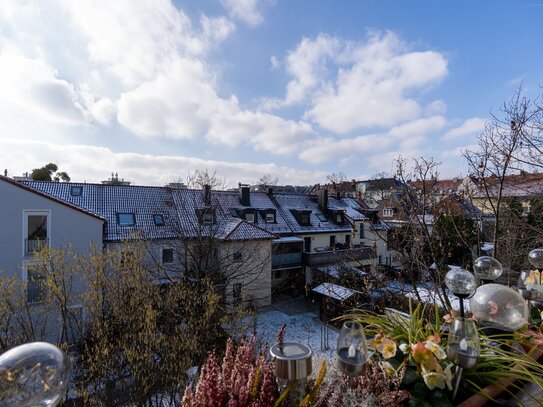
[
  {"x1": 23, "y1": 210, "x2": 50, "y2": 255},
  {"x1": 22, "y1": 261, "x2": 47, "y2": 303},
  {"x1": 265, "y1": 212, "x2": 275, "y2": 223},
  {"x1": 245, "y1": 212, "x2": 255, "y2": 222},
  {"x1": 383, "y1": 208, "x2": 394, "y2": 217},
  {"x1": 336, "y1": 214, "x2": 342, "y2": 223}
]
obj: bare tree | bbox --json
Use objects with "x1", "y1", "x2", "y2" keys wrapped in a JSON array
[{"x1": 257, "y1": 173, "x2": 278, "y2": 188}]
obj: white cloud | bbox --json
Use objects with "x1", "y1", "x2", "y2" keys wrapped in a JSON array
[
  {"x1": 0, "y1": 138, "x2": 324, "y2": 186},
  {"x1": 270, "y1": 55, "x2": 279, "y2": 69},
  {"x1": 220, "y1": 0, "x2": 266, "y2": 26},
  {"x1": 425, "y1": 100, "x2": 447, "y2": 115},
  {"x1": 0, "y1": 52, "x2": 86, "y2": 125},
  {"x1": 443, "y1": 117, "x2": 486, "y2": 140},
  {"x1": 267, "y1": 31, "x2": 447, "y2": 134}
]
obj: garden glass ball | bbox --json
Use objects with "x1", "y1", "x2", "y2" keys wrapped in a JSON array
[
  {"x1": 445, "y1": 267, "x2": 477, "y2": 298},
  {"x1": 528, "y1": 248, "x2": 543, "y2": 270},
  {"x1": 473, "y1": 256, "x2": 503, "y2": 281},
  {"x1": 0, "y1": 342, "x2": 70, "y2": 407}
]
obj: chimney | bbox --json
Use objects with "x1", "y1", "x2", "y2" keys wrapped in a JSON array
[
  {"x1": 239, "y1": 183, "x2": 250, "y2": 206},
  {"x1": 267, "y1": 187, "x2": 273, "y2": 196},
  {"x1": 3, "y1": 169, "x2": 7, "y2": 177},
  {"x1": 203, "y1": 184, "x2": 211, "y2": 206},
  {"x1": 318, "y1": 189, "x2": 328, "y2": 211}
]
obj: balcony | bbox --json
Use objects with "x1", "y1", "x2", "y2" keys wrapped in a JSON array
[
  {"x1": 304, "y1": 245, "x2": 375, "y2": 267},
  {"x1": 272, "y1": 252, "x2": 302, "y2": 269},
  {"x1": 25, "y1": 238, "x2": 49, "y2": 255}
]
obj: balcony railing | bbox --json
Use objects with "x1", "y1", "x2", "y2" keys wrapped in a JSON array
[
  {"x1": 304, "y1": 246, "x2": 375, "y2": 267},
  {"x1": 25, "y1": 238, "x2": 49, "y2": 255},
  {"x1": 272, "y1": 252, "x2": 302, "y2": 269}
]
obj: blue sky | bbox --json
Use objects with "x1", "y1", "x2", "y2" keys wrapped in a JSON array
[{"x1": 0, "y1": 1, "x2": 541, "y2": 186}]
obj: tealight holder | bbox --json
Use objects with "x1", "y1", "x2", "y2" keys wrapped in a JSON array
[{"x1": 336, "y1": 321, "x2": 368, "y2": 376}]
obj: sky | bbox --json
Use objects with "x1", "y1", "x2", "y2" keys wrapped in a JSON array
[{"x1": 0, "y1": 1, "x2": 542, "y2": 187}]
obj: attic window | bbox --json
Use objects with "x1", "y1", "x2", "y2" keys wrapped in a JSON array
[
  {"x1": 316, "y1": 214, "x2": 328, "y2": 222},
  {"x1": 300, "y1": 213, "x2": 310, "y2": 225},
  {"x1": 383, "y1": 209, "x2": 393, "y2": 217},
  {"x1": 203, "y1": 213, "x2": 213, "y2": 224},
  {"x1": 245, "y1": 212, "x2": 255, "y2": 223},
  {"x1": 117, "y1": 213, "x2": 135, "y2": 226},
  {"x1": 70, "y1": 186, "x2": 83, "y2": 196},
  {"x1": 336, "y1": 213, "x2": 342, "y2": 223},
  {"x1": 265, "y1": 212, "x2": 275, "y2": 223},
  {"x1": 153, "y1": 214, "x2": 165, "y2": 226}
]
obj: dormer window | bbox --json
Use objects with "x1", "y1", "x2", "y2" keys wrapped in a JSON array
[
  {"x1": 290, "y1": 209, "x2": 312, "y2": 226},
  {"x1": 383, "y1": 208, "x2": 394, "y2": 217},
  {"x1": 153, "y1": 214, "x2": 165, "y2": 226},
  {"x1": 336, "y1": 213, "x2": 342, "y2": 223},
  {"x1": 300, "y1": 213, "x2": 310, "y2": 225},
  {"x1": 70, "y1": 186, "x2": 83, "y2": 196},
  {"x1": 245, "y1": 212, "x2": 255, "y2": 223},
  {"x1": 316, "y1": 214, "x2": 328, "y2": 222},
  {"x1": 117, "y1": 213, "x2": 135, "y2": 226},
  {"x1": 265, "y1": 212, "x2": 275, "y2": 223},
  {"x1": 196, "y1": 207, "x2": 216, "y2": 225}
]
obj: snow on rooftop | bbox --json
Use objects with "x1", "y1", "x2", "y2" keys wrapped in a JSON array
[{"x1": 313, "y1": 282, "x2": 355, "y2": 301}]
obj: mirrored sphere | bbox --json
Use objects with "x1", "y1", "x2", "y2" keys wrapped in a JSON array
[
  {"x1": 469, "y1": 284, "x2": 528, "y2": 331},
  {"x1": 473, "y1": 256, "x2": 503, "y2": 281},
  {"x1": 528, "y1": 248, "x2": 543, "y2": 269},
  {"x1": 445, "y1": 267, "x2": 477, "y2": 297},
  {"x1": 0, "y1": 342, "x2": 70, "y2": 407}
]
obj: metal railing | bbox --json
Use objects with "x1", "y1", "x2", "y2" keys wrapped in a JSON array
[
  {"x1": 24, "y1": 238, "x2": 49, "y2": 255},
  {"x1": 304, "y1": 246, "x2": 375, "y2": 266}
]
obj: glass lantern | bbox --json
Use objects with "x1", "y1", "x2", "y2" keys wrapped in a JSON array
[
  {"x1": 445, "y1": 267, "x2": 477, "y2": 317},
  {"x1": 473, "y1": 256, "x2": 503, "y2": 284},
  {"x1": 447, "y1": 318, "x2": 480, "y2": 370},
  {"x1": 0, "y1": 342, "x2": 71, "y2": 407},
  {"x1": 336, "y1": 321, "x2": 368, "y2": 376},
  {"x1": 528, "y1": 248, "x2": 543, "y2": 270}
]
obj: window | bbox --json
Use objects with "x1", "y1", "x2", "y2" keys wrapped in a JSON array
[
  {"x1": 245, "y1": 212, "x2": 255, "y2": 223},
  {"x1": 359, "y1": 224, "x2": 364, "y2": 239},
  {"x1": 273, "y1": 270, "x2": 282, "y2": 280},
  {"x1": 233, "y1": 248, "x2": 243, "y2": 262},
  {"x1": 316, "y1": 213, "x2": 328, "y2": 222},
  {"x1": 329, "y1": 235, "x2": 336, "y2": 248},
  {"x1": 120, "y1": 251, "x2": 134, "y2": 268},
  {"x1": 233, "y1": 283, "x2": 242, "y2": 300},
  {"x1": 162, "y1": 248, "x2": 173, "y2": 263},
  {"x1": 304, "y1": 237, "x2": 311, "y2": 253},
  {"x1": 300, "y1": 213, "x2": 310, "y2": 225},
  {"x1": 383, "y1": 208, "x2": 394, "y2": 217},
  {"x1": 378, "y1": 255, "x2": 382, "y2": 264},
  {"x1": 23, "y1": 262, "x2": 47, "y2": 303},
  {"x1": 265, "y1": 212, "x2": 275, "y2": 223},
  {"x1": 153, "y1": 214, "x2": 165, "y2": 226},
  {"x1": 70, "y1": 186, "x2": 83, "y2": 196},
  {"x1": 24, "y1": 210, "x2": 50, "y2": 255},
  {"x1": 202, "y1": 212, "x2": 213, "y2": 225},
  {"x1": 117, "y1": 213, "x2": 135, "y2": 226},
  {"x1": 336, "y1": 214, "x2": 342, "y2": 223},
  {"x1": 345, "y1": 234, "x2": 351, "y2": 247}
]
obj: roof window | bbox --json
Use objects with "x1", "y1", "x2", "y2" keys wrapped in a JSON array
[
  {"x1": 117, "y1": 213, "x2": 136, "y2": 226},
  {"x1": 70, "y1": 186, "x2": 83, "y2": 197},
  {"x1": 153, "y1": 214, "x2": 165, "y2": 226}
]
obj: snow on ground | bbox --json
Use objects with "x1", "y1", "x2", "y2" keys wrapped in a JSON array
[{"x1": 252, "y1": 309, "x2": 339, "y2": 360}]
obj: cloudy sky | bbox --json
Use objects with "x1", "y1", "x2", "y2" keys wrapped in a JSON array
[{"x1": 1, "y1": 1, "x2": 542, "y2": 186}]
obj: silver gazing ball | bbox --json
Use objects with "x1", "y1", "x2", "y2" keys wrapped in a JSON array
[
  {"x1": 473, "y1": 256, "x2": 503, "y2": 281},
  {"x1": 469, "y1": 284, "x2": 529, "y2": 331},
  {"x1": 528, "y1": 248, "x2": 543, "y2": 270},
  {"x1": 445, "y1": 267, "x2": 477, "y2": 298},
  {"x1": 0, "y1": 342, "x2": 71, "y2": 407}
]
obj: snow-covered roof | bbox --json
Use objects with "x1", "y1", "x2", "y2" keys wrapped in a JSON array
[{"x1": 312, "y1": 283, "x2": 355, "y2": 301}]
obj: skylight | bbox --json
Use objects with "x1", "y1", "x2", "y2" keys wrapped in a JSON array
[
  {"x1": 117, "y1": 213, "x2": 135, "y2": 226},
  {"x1": 153, "y1": 214, "x2": 165, "y2": 226}
]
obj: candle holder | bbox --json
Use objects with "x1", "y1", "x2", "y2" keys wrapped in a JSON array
[
  {"x1": 447, "y1": 318, "x2": 480, "y2": 400},
  {"x1": 336, "y1": 321, "x2": 368, "y2": 377},
  {"x1": 0, "y1": 342, "x2": 70, "y2": 407},
  {"x1": 473, "y1": 256, "x2": 503, "y2": 285},
  {"x1": 445, "y1": 267, "x2": 477, "y2": 318}
]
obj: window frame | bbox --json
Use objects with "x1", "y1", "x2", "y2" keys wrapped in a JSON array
[
  {"x1": 383, "y1": 208, "x2": 394, "y2": 217},
  {"x1": 22, "y1": 260, "x2": 48, "y2": 304},
  {"x1": 117, "y1": 212, "x2": 136, "y2": 226},
  {"x1": 70, "y1": 186, "x2": 83, "y2": 197},
  {"x1": 329, "y1": 235, "x2": 336, "y2": 248},
  {"x1": 265, "y1": 212, "x2": 275, "y2": 223},
  {"x1": 316, "y1": 213, "x2": 328, "y2": 222},
  {"x1": 245, "y1": 212, "x2": 255, "y2": 223},
  {"x1": 202, "y1": 212, "x2": 214, "y2": 225},
  {"x1": 23, "y1": 210, "x2": 51, "y2": 256},
  {"x1": 153, "y1": 214, "x2": 165, "y2": 226}
]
